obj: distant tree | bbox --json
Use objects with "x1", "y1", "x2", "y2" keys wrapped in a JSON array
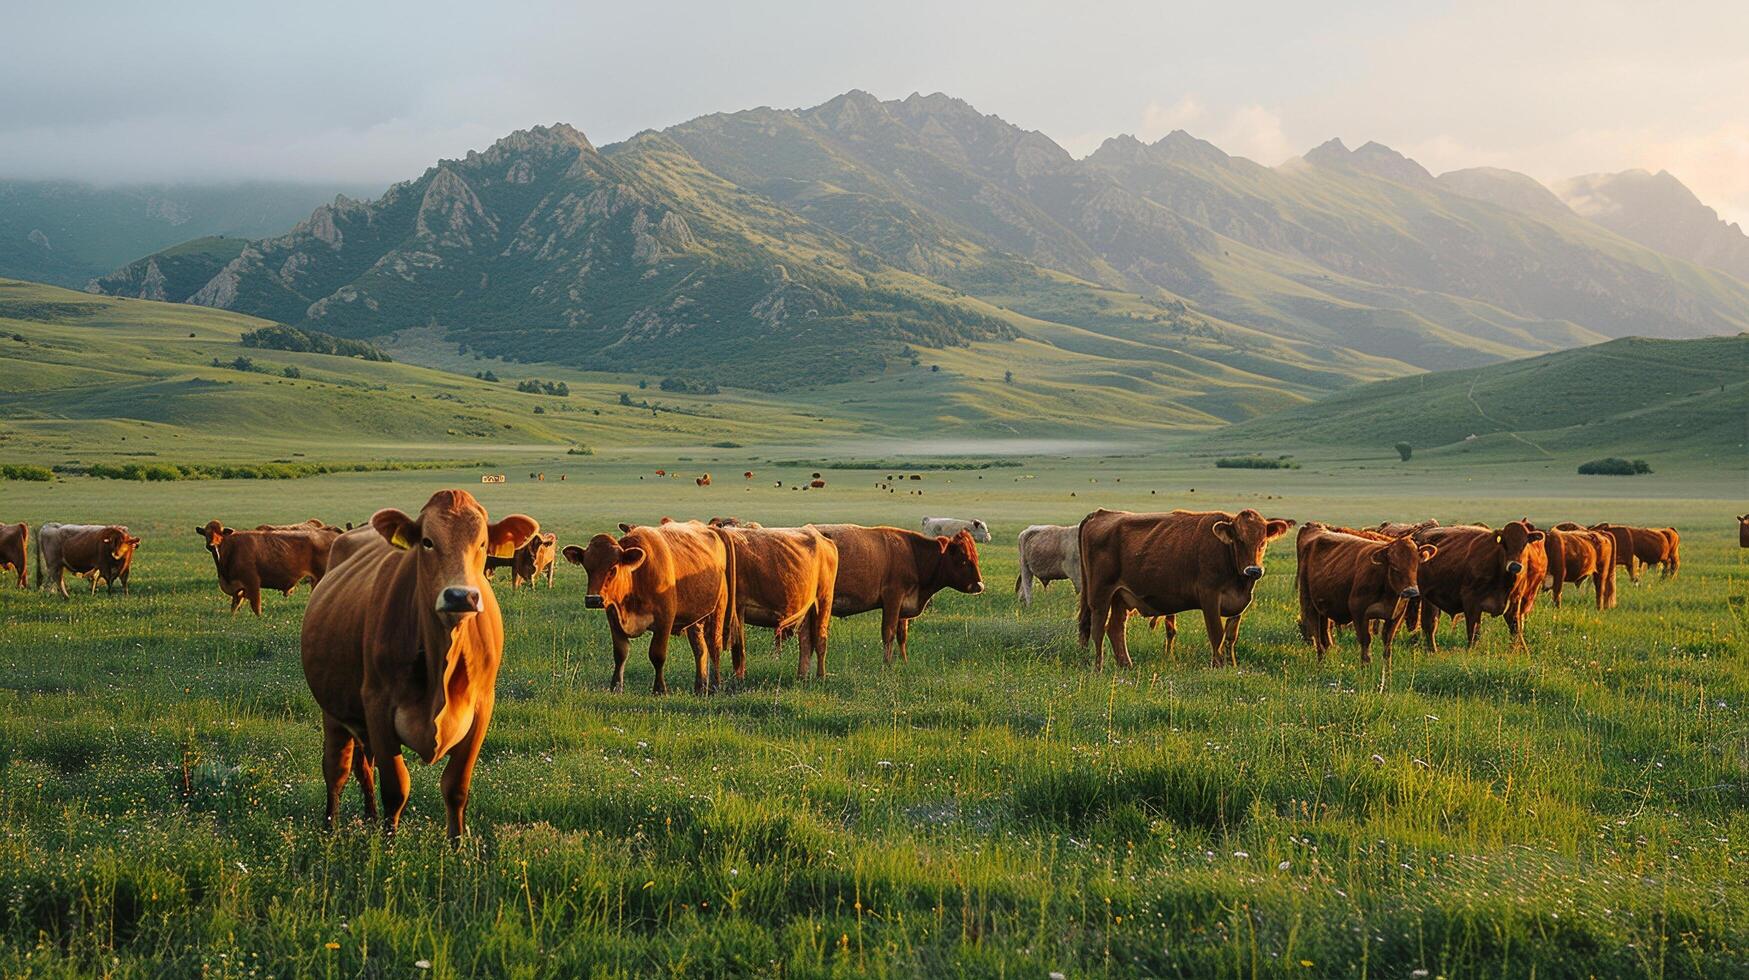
[
  {"x1": 283, "y1": 366, "x2": 301, "y2": 379},
  {"x1": 1004, "y1": 369, "x2": 1014, "y2": 384},
  {"x1": 480, "y1": 370, "x2": 500, "y2": 383},
  {"x1": 619, "y1": 392, "x2": 633, "y2": 406},
  {"x1": 533, "y1": 405, "x2": 545, "y2": 414},
  {"x1": 930, "y1": 364, "x2": 940, "y2": 373},
  {"x1": 637, "y1": 379, "x2": 648, "y2": 390},
  {"x1": 1395, "y1": 442, "x2": 1412, "y2": 462},
  {"x1": 230, "y1": 356, "x2": 256, "y2": 373}
]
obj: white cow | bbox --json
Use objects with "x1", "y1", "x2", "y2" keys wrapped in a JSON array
[
  {"x1": 920, "y1": 516, "x2": 991, "y2": 543},
  {"x1": 1015, "y1": 523, "x2": 1081, "y2": 606}
]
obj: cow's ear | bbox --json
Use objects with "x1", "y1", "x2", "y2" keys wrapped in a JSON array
[
  {"x1": 618, "y1": 547, "x2": 646, "y2": 570},
  {"x1": 487, "y1": 515, "x2": 539, "y2": 558},
  {"x1": 618, "y1": 522, "x2": 635, "y2": 534},
  {"x1": 1212, "y1": 520, "x2": 1235, "y2": 544},
  {"x1": 1526, "y1": 531, "x2": 1545, "y2": 544},
  {"x1": 561, "y1": 545, "x2": 587, "y2": 566},
  {"x1": 660, "y1": 516, "x2": 674, "y2": 524},
  {"x1": 371, "y1": 508, "x2": 419, "y2": 550},
  {"x1": 1493, "y1": 532, "x2": 1503, "y2": 544},
  {"x1": 1418, "y1": 544, "x2": 1438, "y2": 562},
  {"x1": 1265, "y1": 519, "x2": 1294, "y2": 540},
  {"x1": 1370, "y1": 549, "x2": 1388, "y2": 565},
  {"x1": 221, "y1": 527, "x2": 235, "y2": 536}
]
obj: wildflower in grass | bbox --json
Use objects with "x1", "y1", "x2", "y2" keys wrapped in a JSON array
[
  {"x1": 325, "y1": 942, "x2": 339, "y2": 951},
  {"x1": 415, "y1": 960, "x2": 432, "y2": 970}
]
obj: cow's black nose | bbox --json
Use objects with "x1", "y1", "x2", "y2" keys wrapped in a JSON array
[
  {"x1": 438, "y1": 586, "x2": 481, "y2": 613},
  {"x1": 1507, "y1": 561, "x2": 1524, "y2": 575},
  {"x1": 1243, "y1": 565, "x2": 1263, "y2": 579},
  {"x1": 1401, "y1": 587, "x2": 1420, "y2": 599},
  {"x1": 585, "y1": 594, "x2": 605, "y2": 609}
]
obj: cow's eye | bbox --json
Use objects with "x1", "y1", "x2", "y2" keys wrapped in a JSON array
[{"x1": 421, "y1": 537, "x2": 435, "y2": 550}]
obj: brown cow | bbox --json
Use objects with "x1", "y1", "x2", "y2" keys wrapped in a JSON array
[
  {"x1": 1739, "y1": 515, "x2": 1748, "y2": 548},
  {"x1": 696, "y1": 474, "x2": 712, "y2": 487},
  {"x1": 36, "y1": 523, "x2": 141, "y2": 598},
  {"x1": 0, "y1": 522, "x2": 26, "y2": 588},
  {"x1": 1542, "y1": 526, "x2": 1615, "y2": 609},
  {"x1": 195, "y1": 520, "x2": 340, "y2": 614},
  {"x1": 563, "y1": 520, "x2": 737, "y2": 695},
  {"x1": 1654, "y1": 528, "x2": 1681, "y2": 578},
  {"x1": 300, "y1": 490, "x2": 537, "y2": 838},
  {"x1": 707, "y1": 516, "x2": 762, "y2": 529},
  {"x1": 1296, "y1": 523, "x2": 1436, "y2": 664},
  {"x1": 1410, "y1": 520, "x2": 1544, "y2": 651},
  {"x1": 812, "y1": 525, "x2": 985, "y2": 664},
  {"x1": 485, "y1": 531, "x2": 557, "y2": 588},
  {"x1": 717, "y1": 525, "x2": 839, "y2": 678},
  {"x1": 1503, "y1": 521, "x2": 1550, "y2": 647},
  {"x1": 1588, "y1": 523, "x2": 1679, "y2": 582},
  {"x1": 1077, "y1": 508, "x2": 1295, "y2": 669}
]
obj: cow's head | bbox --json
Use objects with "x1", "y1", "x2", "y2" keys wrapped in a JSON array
[
  {"x1": 371, "y1": 490, "x2": 537, "y2": 625},
  {"x1": 194, "y1": 520, "x2": 234, "y2": 556},
  {"x1": 516, "y1": 532, "x2": 557, "y2": 577},
  {"x1": 935, "y1": 529, "x2": 984, "y2": 595},
  {"x1": 565, "y1": 533, "x2": 644, "y2": 610},
  {"x1": 968, "y1": 519, "x2": 992, "y2": 543},
  {"x1": 1492, "y1": 520, "x2": 1544, "y2": 578},
  {"x1": 1212, "y1": 510, "x2": 1295, "y2": 580},
  {"x1": 1373, "y1": 536, "x2": 1437, "y2": 599}
]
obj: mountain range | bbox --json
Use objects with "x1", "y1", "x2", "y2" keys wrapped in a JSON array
[{"x1": 76, "y1": 91, "x2": 1749, "y2": 400}]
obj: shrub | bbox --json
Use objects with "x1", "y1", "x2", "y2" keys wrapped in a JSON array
[
  {"x1": 566, "y1": 446, "x2": 594, "y2": 456},
  {"x1": 240, "y1": 325, "x2": 390, "y2": 361},
  {"x1": 1578, "y1": 457, "x2": 1652, "y2": 476},
  {"x1": 282, "y1": 366, "x2": 301, "y2": 379},
  {"x1": 1215, "y1": 456, "x2": 1300, "y2": 470},
  {"x1": 0, "y1": 464, "x2": 53, "y2": 481},
  {"x1": 1395, "y1": 442, "x2": 1412, "y2": 462}
]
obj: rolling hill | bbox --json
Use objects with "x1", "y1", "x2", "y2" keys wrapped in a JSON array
[
  {"x1": 94, "y1": 91, "x2": 1749, "y2": 396},
  {"x1": 1206, "y1": 334, "x2": 1748, "y2": 470}
]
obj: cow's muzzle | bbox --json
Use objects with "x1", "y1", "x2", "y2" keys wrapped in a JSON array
[
  {"x1": 966, "y1": 580, "x2": 985, "y2": 595},
  {"x1": 1400, "y1": 587, "x2": 1420, "y2": 599},
  {"x1": 1242, "y1": 565, "x2": 1264, "y2": 580},
  {"x1": 436, "y1": 586, "x2": 482, "y2": 614},
  {"x1": 585, "y1": 594, "x2": 606, "y2": 609},
  {"x1": 1507, "y1": 561, "x2": 1524, "y2": 575}
]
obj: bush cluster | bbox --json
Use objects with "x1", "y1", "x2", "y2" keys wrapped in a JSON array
[
  {"x1": 1577, "y1": 457, "x2": 1652, "y2": 475},
  {"x1": 1215, "y1": 456, "x2": 1301, "y2": 470}
]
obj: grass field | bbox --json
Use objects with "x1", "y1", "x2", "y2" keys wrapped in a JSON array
[{"x1": 1, "y1": 454, "x2": 1745, "y2": 977}]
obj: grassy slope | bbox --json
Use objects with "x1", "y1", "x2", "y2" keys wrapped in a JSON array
[
  {"x1": 0, "y1": 457, "x2": 1744, "y2": 976},
  {"x1": 1208, "y1": 334, "x2": 1749, "y2": 472}
]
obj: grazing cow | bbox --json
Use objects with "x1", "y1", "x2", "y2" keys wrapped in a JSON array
[
  {"x1": 563, "y1": 520, "x2": 737, "y2": 695},
  {"x1": 1591, "y1": 523, "x2": 1678, "y2": 581},
  {"x1": 920, "y1": 516, "x2": 991, "y2": 543},
  {"x1": 1739, "y1": 515, "x2": 1748, "y2": 548},
  {"x1": 1410, "y1": 520, "x2": 1544, "y2": 651},
  {"x1": 1077, "y1": 508, "x2": 1295, "y2": 669},
  {"x1": 299, "y1": 490, "x2": 537, "y2": 838},
  {"x1": 716, "y1": 525, "x2": 839, "y2": 678},
  {"x1": 1295, "y1": 523, "x2": 1436, "y2": 664},
  {"x1": 743, "y1": 471, "x2": 754, "y2": 480},
  {"x1": 809, "y1": 479, "x2": 826, "y2": 490},
  {"x1": 0, "y1": 522, "x2": 26, "y2": 588},
  {"x1": 812, "y1": 524, "x2": 985, "y2": 664},
  {"x1": 1654, "y1": 528, "x2": 1681, "y2": 578},
  {"x1": 1542, "y1": 526, "x2": 1615, "y2": 609},
  {"x1": 36, "y1": 523, "x2": 140, "y2": 597},
  {"x1": 696, "y1": 474, "x2": 712, "y2": 487},
  {"x1": 195, "y1": 519, "x2": 340, "y2": 614},
  {"x1": 485, "y1": 531, "x2": 557, "y2": 589},
  {"x1": 1014, "y1": 524, "x2": 1081, "y2": 606}
]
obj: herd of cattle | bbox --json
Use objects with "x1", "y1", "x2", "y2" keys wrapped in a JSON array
[{"x1": 0, "y1": 499, "x2": 1734, "y2": 837}]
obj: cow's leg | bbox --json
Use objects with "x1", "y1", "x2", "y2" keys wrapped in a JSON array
[
  {"x1": 647, "y1": 622, "x2": 672, "y2": 695},
  {"x1": 811, "y1": 607, "x2": 829, "y2": 678},
  {"x1": 248, "y1": 585, "x2": 263, "y2": 617},
  {"x1": 321, "y1": 715, "x2": 353, "y2": 829},
  {"x1": 1104, "y1": 605, "x2": 1132, "y2": 669},
  {"x1": 55, "y1": 566, "x2": 69, "y2": 599},
  {"x1": 1550, "y1": 568, "x2": 1564, "y2": 608},
  {"x1": 1310, "y1": 612, "x2": 1331, "y2": 662},
  {"x1": 609, "y1": 626, "x2": 631, "y2": 693},
  {"x1": 1352, "y1": 605, "x2": 1373, "y2": 664},
  {"x1": 1418, "y1": 601, "x2": 1439, "y2": 654},
  {"x1": 796, "y1": 616, "x2": 814, "y2": 679},
  {"x1": 1592, "y1": 570, "x2": 1607, "y2": 610},
  {"x1": 351, "y1": 742, "x2": 377, "y2": 820},
  {"x1": 879, "y1": 604, "x2": 901, "y2": 665},
  {"x1": 1201, "y1": 608, "x2": 1227, "y2": 667},
  {"x1": 230, "y1": 591, "x2": 244, "y2": 614},
  {"x1": 896, "y1": 617, "x2": 911, "y2": 662},
  {"x1": 1088, "y1": 597, "x2": 1109, "y2": 670},
  {"x1": 1380, "y1": 612, "x2": 1402, "y2": 663},
  {"x1": 1220, "y1": 614, "x2": 1243, "y2": 667},
  {"x1": 1161, "y1": 614, "x2": 1178, "y2": 659},
  {"x1": 726, "y1": 612, "x2": 746, "y2": 681},
  {"x1": 1016, "y1": 565, "x2": 1032, "y2": 607},
  {"x1": 440, "y1": 705, "x2": 492, "y2": 841},
  {"x1": 121, "y1": 572, "x2": 129, "y2": 596},
  {"x1": 364, "y1": 711, "x2": 411, "y2": 835},
  {"x1": 684, "y1": 623, "x2": 713, "y2": 694},
  {"x1": 1462, "y1": 605, "x2": 1483, "y2": 648}
]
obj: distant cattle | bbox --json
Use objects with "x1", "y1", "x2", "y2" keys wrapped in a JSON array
[
  {"x1": 743, "y1": 471, "x2": 754, "y2": 480},
  {"x1": 564, "y1": 520, "x2": 737, "y2": 694},
  {"x1": 707, "y1": 516, "x2": 762, "y2": 529},
  {"x1": 0, "y1": 522, "x2": 26, "y2": 588},
  {"x1": 1295, "y1": 523, "x2": 1436, "y2": 664},
  {"x1": 1077, "y1": 508, "x2": 1294, "y2": 668},
  {"x1": 696, "y1": 474, "x2": 712, "y2": 487},
  {"x1": 920, "y1": 516, "x2": 990, "y2": 543},
  {"x1": 195, "y1": 519, "x2": 340, "y2": 614},
  {"x1": 1410, "y1": 520, "x2": 1543, "y2": 650},
  {"x1": 1014, "y1": 524, "x2": 1081, "y2": 606},
  {"x1": 716, "y1": 524, "x2": 839, "y2": 678},
  {"x1": 1542, "y1": 526, "x2": 1615, "y2": 609},
  {"x1": 485, "y1": 531, "x2": 557, "y2": 589},
  {"x1": 813, "y1": 524, "x2": 985, "y2": 664},
  {"x1": 1590, "y1": 523, "x2": 1678, "y2": 581},
  {"x1": 300, "y1": 490, "x2": 538, "y2": 837},
  {"x1": 1739, "y1": 515, "x2": 1748, "y2": 548},
  {"x1": 36, "y1": 523, "x2": 140, "y2": 597},
  {"x1": 809, "y1": 479, "x2": 826, "y2": 489}
]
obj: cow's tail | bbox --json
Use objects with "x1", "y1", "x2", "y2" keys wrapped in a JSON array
[
  {"x1": 1075, "y1": 514, "x2": 1096, "y2": 647},
  {"x1": 33, "y1": 529, "x2": 43, "y2": 589},
  {"x1": 1014, "y1": 530, "x2": 1032, "y2": 607}
]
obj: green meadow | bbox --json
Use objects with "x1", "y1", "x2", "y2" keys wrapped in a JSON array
[{"x1": 1, "y1": 453, "x2": 1745, "y2": 978}]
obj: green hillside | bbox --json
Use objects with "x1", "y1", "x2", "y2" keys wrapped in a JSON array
[
  {"x1": 87, "y1": 236, "x2": 248, "y2": 303},
  {"x1": 1208, "y1": 334, "x2": 1749, "y2": 469}
]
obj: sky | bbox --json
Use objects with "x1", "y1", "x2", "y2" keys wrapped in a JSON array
[{"x1": 4, "y1": 1, "x2": 1746, "y2": 224}]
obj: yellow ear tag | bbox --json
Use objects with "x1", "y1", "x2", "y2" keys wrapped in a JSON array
[{"x1": 391, "y1": 528, "x2": 416, "y2": 550}]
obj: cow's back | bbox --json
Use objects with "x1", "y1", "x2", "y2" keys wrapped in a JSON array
[{"x1": 815, "y1": 524, "x2": 910, "y2": 614}]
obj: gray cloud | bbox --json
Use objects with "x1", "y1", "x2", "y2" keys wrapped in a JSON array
[{"x1": 3, "y1": 0, "x2": 1745, "y2": 222}]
